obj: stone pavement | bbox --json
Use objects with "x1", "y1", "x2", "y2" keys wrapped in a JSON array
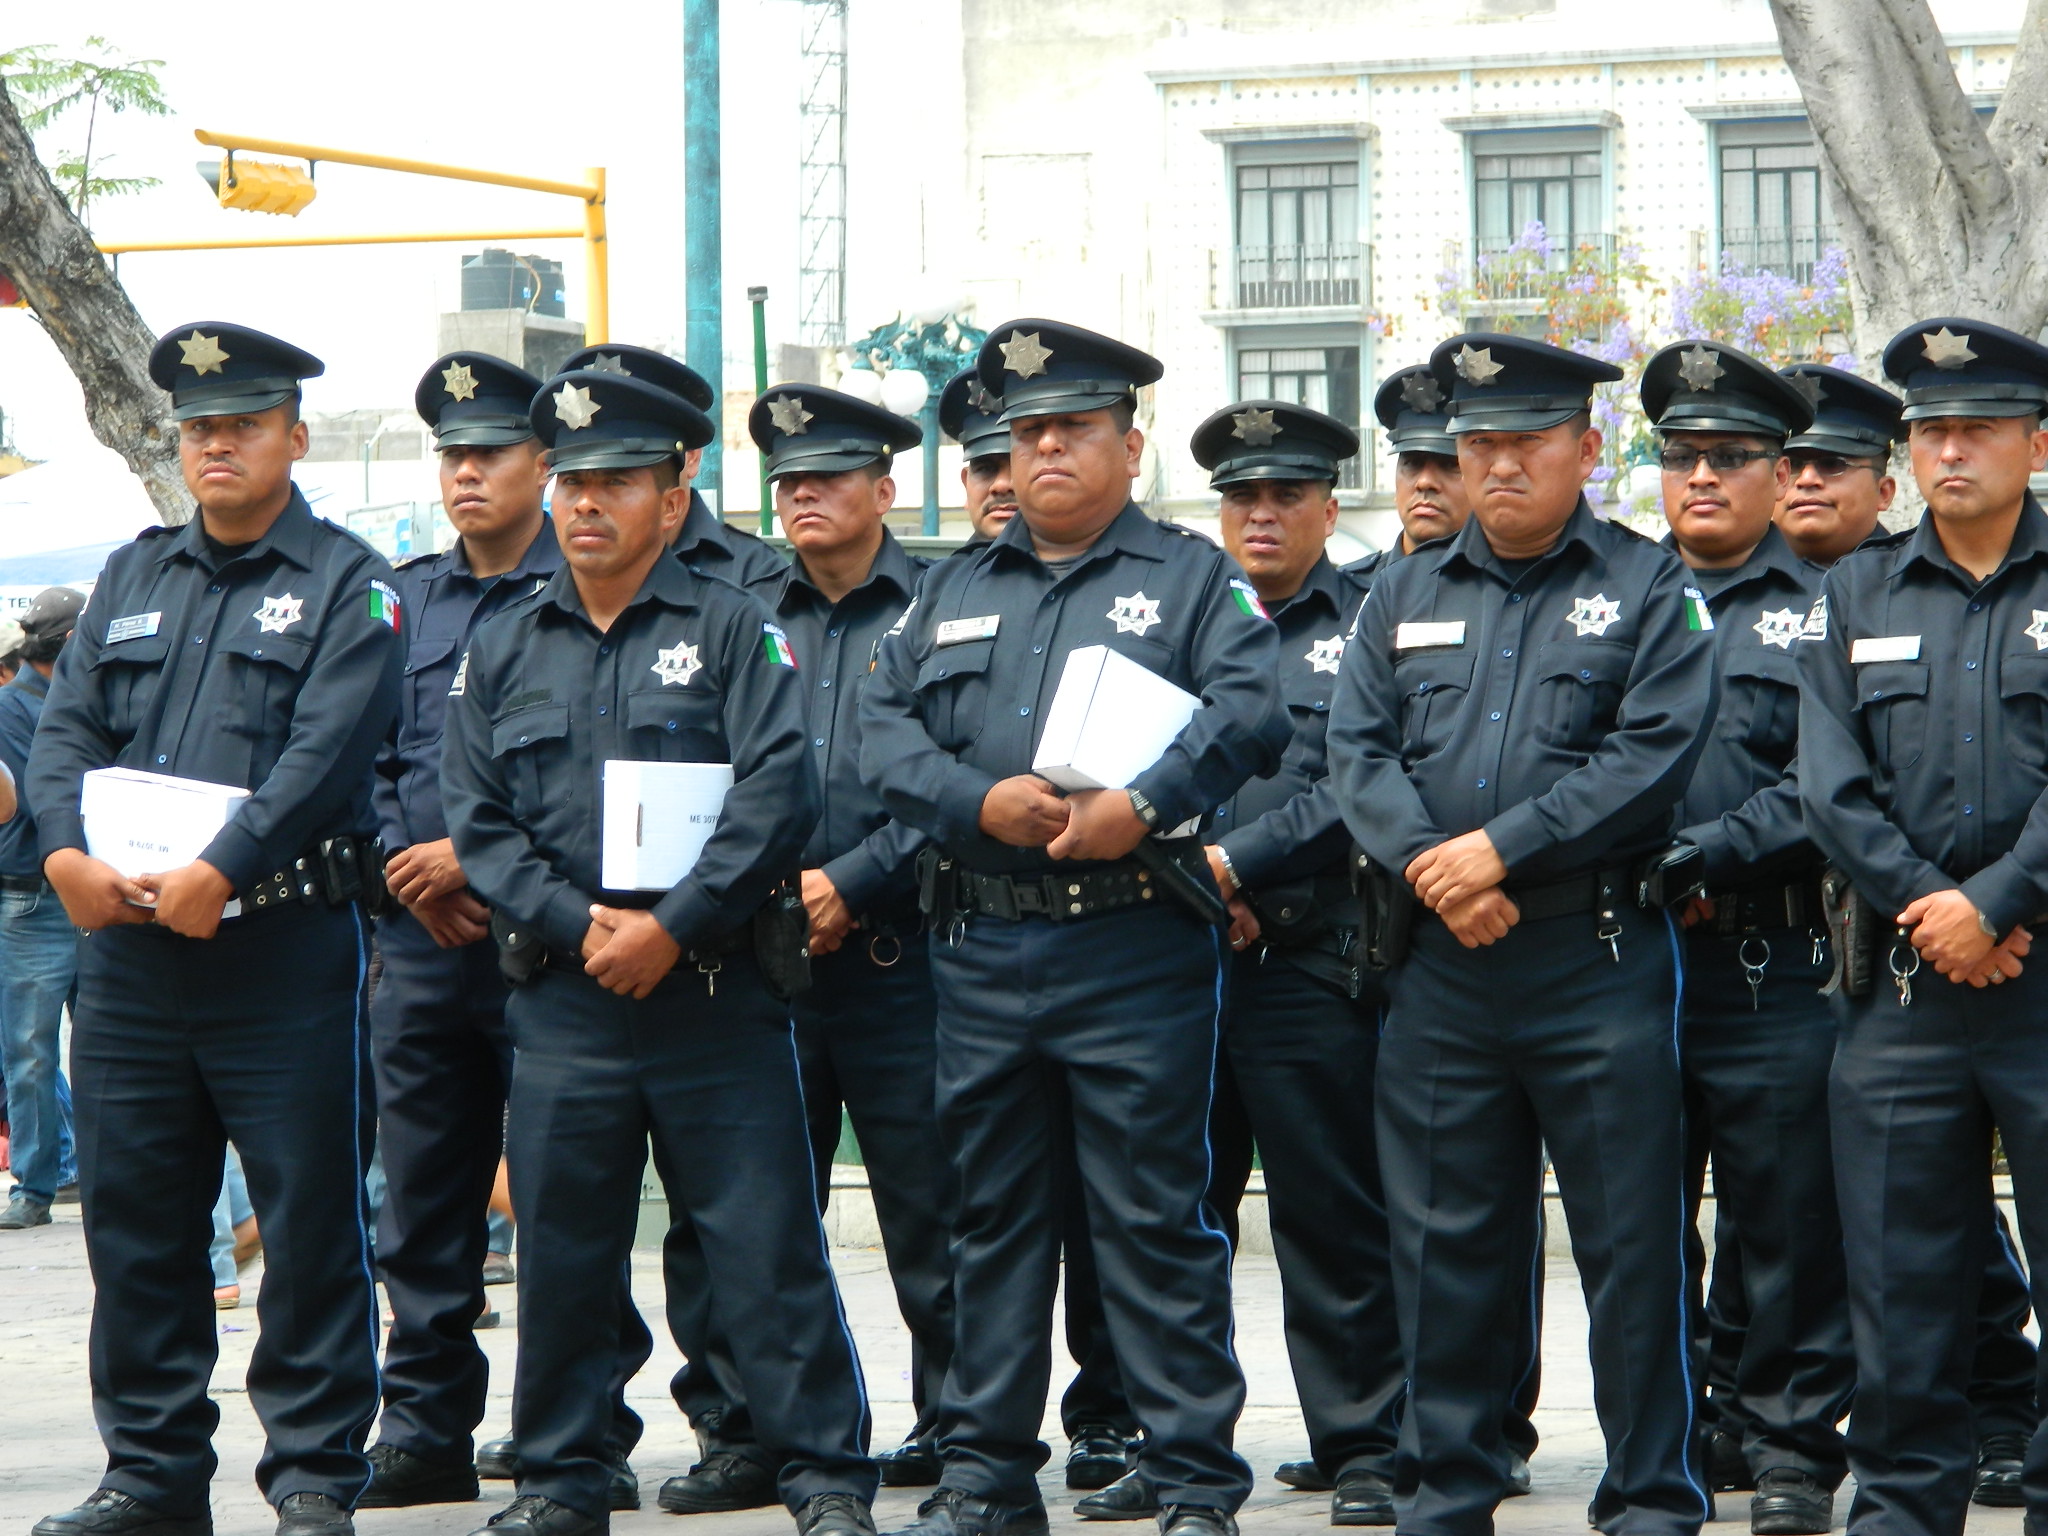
[{"x1": 0, "y1": 1205, "x2": 2025, "y2": 1536}]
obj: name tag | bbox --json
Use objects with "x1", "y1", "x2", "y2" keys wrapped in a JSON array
[
  {"x1": 936, "y1": 614, "x2": 1001, "y2": 647},
  {"x1": 1850, "y1": 635, "x2": 1922, "y2": 663},
  {"x1": 106, "y1": 612, "x2": 161, "y2": 644},
  {"x1": 1395, "y1": 620, "x2": 1467, "y2": 651}
]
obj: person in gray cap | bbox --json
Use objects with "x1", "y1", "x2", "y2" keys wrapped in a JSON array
[{"x1": 0, "y1": 585, "x2": 82, "y2": 1231}]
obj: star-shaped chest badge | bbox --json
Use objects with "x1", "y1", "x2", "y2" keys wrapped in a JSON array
[
  {"x1": 1753, "y1": 607, "x2": 1807, "y2": 649},
  {"x1": 553, "y1": 382, "x2": 600, "y2": 431},
  {"x1": 1107, "y1": 592, "x2": 1162, "y2": 636},
  {"x1": 2026, "y1": 611, "x2": 2048, "y2": 651},
  {"x1": 1678, "y1": 345, "x2": 1725, "y2": 391},
  {"x1": 178, "y1": 331, "x2": 230, "y2": 376},
  {"x1": 1567, "y1": 593, "x2": 1622, "y2": 637},
  {"x1": 1399, "y1": 372, "x2": 1444, "y2": 412},
  {"x1": 1455, "y1": 345, "x2": 1503, "y2": 386},
  {"x1": 999, "y1": 331, "x2": 1053, "y2": 380},
  {"x1": 254, "y1": 593, "x2": 304, "y2": 634},
  {"x1": 1305, "y1": 634, "x2": 1345, "y2": 675},
  {"x1": 651, "y1": 641, "x2": 703, "y2": 687},
  {"x1": 1231, "y1": 407, "x2": 1279, "y2": 445},
  {"x1": 768, "y1": 394, "x2": 814, "y2": 435},
  {"x1": 1922, "y1": 327, "x2": 1978, "y2": 370},
  {"x1": 441, "y1": 362, "x2": 478, "y2": 401}
]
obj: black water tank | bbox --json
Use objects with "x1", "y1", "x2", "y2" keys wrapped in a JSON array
[{"x1": 461, "y1": 249, "x2": 567, "y2": 317}]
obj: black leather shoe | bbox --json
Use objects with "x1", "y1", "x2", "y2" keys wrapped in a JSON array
[
  {"x1": 469, "y1": 1495, "x2": 605, "y2": 1536},
  {"x1": 1709, "y1": 1431, "x2": 1754, "y2": 1494},
  {"x1": 1067, "y1": 1426, "x2": 1132, "y2": 1491},
  {"x1": 1158, "y1": 1507, "x2": 1238, "y2": 1536},
  {"x1": 656, "y1": 1452, "x2": 777, "y2": 1515},
  {"x1": 476, "y1": 1440, "x2": 522, "y2": 1482},
  {"x1": 876, "y1": 1440, "x2": 944, "y2": 1488},
  {"x1": 1750, "y1": 1469, "x2": 1831, "y2": 1536},
  {"x1": 359, "y1": 1445, "x2": 481, "y2": 1509},
  {"x1": 605, "y1": 1452, "x2": 640, "y2": 1514},
  {"x1": 34, "y1": 1491, "x2": 212, "y2": 1536},
  {"x1": 1330, "y1": 1473, "x2": 1395, "y2": 1527},
  {"x1": 885, "y1": 1489, "x2": 1050, "y2": 1536},
  {"x1": 1273, "y1": 1463, "x2": 1333, "y2": 1494},
  {"x1": 1976, "y1": 1432, "x2": 2028, "y2": 1508},
  {"x1": 275, "y1": 1494, "x2": 352, "y2": 1536},
  {"x1": 797, "y1": 1494, "x2": 878, "y2": 1536},
  {"x1": 1504, "y1": 1453, "x2": 1532, "y2": 1497},
  {"x1": 1075, "y1": 1472, "x2": 1158, "y2": 1521}
]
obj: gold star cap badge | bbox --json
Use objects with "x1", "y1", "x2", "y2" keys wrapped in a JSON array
[
  {"x1": 588, "y1": 353, "x2": 631, "y2": 376},
  {"x1": 1677, "y1": 345, "x2": 1725, "y2": 392},
  {"x1": 1230, "y1": 407, "x2": 1280, "y2": 446},
  {"x1": 1399, "y1": 372, "x2": 1445, "y2": 413},
  {"x1": 1922, "y1": 326, "x2": 1978, "y2": 370},
  {"x1": 999, "y1": 331, "x2": 1053, "y2": 380},
  {"x1": 767, "y1": 394, "x2": 814, "y2": 436},
  {"x1": 553, "y1": 382, "x2": 600, "y2": 432},
  {"x1": 441, "y1": 362, "x2": 479, "y2": 402},
  {"x1": 1454, "y1": 345, "x2": 1503, "y2": 386},
  {"x1": 178, "y1": 331, "x2": 231, "y2": 377}
]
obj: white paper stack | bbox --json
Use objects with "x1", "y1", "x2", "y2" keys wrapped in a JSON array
[
  {"x1": 601, "y1": 760, "x2": 735, "y2": 891},
  {"x1": 81, "y1": 767, "x2": 250, "y2": 878},
  {"x1": 1032, "y1": 644, "x2": 1203, "y2": 791}
]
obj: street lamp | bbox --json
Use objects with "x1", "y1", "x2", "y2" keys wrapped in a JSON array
[{"x1": 844, "y1": 308, "x2": 987, "y2": 535}]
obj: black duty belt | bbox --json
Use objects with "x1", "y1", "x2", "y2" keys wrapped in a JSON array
[
  {"x1": 534, "y1": 928, "x2": 745, "y2": 978},
  {"x1": 959, "y1": 861, "x2": 1163, "y2": 923},
  {"x1": 244, "y1": 834, "x2": 388, "y2": 916},
  {"x1": 0, "y1": 874, "x2": 47, "y2": 895},
  {"x1": 1705, "y1": 879, "x2": 1824, "y2": 936},
  {"x1": 1503, "y1": 869, "x2": 1628, "y2": 924}
]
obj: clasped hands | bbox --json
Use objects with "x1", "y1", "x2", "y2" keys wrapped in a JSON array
[
  {"x1": 1899, "y1": 889, "x2": 2029, "y2": 989},
  {"x1": 1405, "y1": 829, "x2": 1517, "y2": 949}
]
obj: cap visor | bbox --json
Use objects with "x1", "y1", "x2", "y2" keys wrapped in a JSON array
[
  {"x1": 435, "y1": 425, "x2": 538, "y2": 449},
  {"x1": 1445, "y1": 405, "x2": 1584, "y2": 434},
  {"x1": 1386, "y1": 430, "x2": 1459, "y2": 457},
  {"x1": 956, "y1": 426, "x2": 1011, "y2": 457},
  {"x1": 1209, "y1": 462, "x2": 1337, "y2": 488},
  {"x1": 767, "y1": 447, "x2": 886, "y2": 479},
  {"x1": 1786, "y1": 429, "x2": 1894, "y2": 458},
  {"x1": 170, "y1": 388, "x2": 296, "y2": 422},
  {"x1": 1900, "y1": 398, "x2": 2044, "y2": 421},
  {"x1": 545, "y1": 445, "x2": 676, "y2": 473},
  {"x1": 996, "y1": 388, "x2": 1130, "y2": 424}
]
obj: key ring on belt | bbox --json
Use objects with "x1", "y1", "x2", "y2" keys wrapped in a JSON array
[{"x1": 867, "y1": 932, "x2": 903, "y2": 968}]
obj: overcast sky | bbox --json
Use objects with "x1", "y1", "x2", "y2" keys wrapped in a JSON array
[{"x1": 0, "y1": 0, "x2": 966, "y2": 463}]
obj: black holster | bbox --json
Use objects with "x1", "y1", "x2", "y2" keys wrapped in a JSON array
[
  {"x1": 490, "y1": 908, "x2": 545, "y2": 988},
  {"x1": 917, "y1": 847, "x2": 962, "y2": 927},
  {"x1": 1634, "y1": 842, "x2": 1707, "y2": 910},
  {"x1": 1820, "y1": 867, "x2": 1881, "y2": 998},
  {"x1": 1353, "y1": 848, "x2": 1416, "y2": 971},
  {"x1": 753, "y1": 882, "x2": 813, "y2": 1001}
]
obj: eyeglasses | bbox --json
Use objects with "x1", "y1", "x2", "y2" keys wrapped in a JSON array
[
  {"x1": 1657, "y1": 446, "x2": 1781, "y2": 474},
  {"x1": 1787, "y1": 452, "x2": 1882, "y2": 480}
]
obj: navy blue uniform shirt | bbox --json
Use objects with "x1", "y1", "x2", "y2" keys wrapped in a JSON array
[
  {"x1": 441, "y1": 553, "x2": 819, "y2": 954},
  {"x1": 1669, "y1": 523, "x2": 1822, "y2": 886},
  {"x1": 0, "y1": 666, "x2": 50, "y2": 879},
  {"x1": 1799, "y1": 496, "x2": 2048, "y2": 932},
  {"x1": 771, "y1": 529, "x2": 929, "y2": 915},
  {"x1": 28, "y1": 488, "x2": 402, "y2": 891},
  {"x1": 1328, "y1": 499, "x2": 1717, "y2": 882},
  {"x1": 859, "y1": 503, "x2": 1290, "y2": 873},
  {"x1": 1211, "y1": 554, "x2": 1373, "y2": 890},
  {"x1": 677, "y1": 491, "x2": 788, "y2": 589},
  {"x1": 374, "y1": 524, "x2": 561, "y2": 853}
]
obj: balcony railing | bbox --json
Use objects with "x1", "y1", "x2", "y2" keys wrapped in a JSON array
[
  {"x1": 1720, "y1": 225, "x2": 1837, "y2": 282},
  {"x1": 1468, "y1": 231, "x2": 1618, "y2": 304},
  {"x1": 1231, "y1": 242, "x2": 1366, "y2": 310}
]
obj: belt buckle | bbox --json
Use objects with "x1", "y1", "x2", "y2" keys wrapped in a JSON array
[{"x1": 1012, "y1": 880, "x2": 1051, "y2": 918}]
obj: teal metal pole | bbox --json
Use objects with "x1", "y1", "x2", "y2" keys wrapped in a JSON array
[
  {"x1": 749, "y1": 285, "x2": 770, "y2": 536},
  {"x1": 684, "y1": 0, "x2": 722, "y2": 503},
  {"x1": 921, "y1": 392, "x2": 941, "y2": 536}
]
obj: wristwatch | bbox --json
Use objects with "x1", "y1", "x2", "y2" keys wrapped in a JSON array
[
  {"x1": 1978, "y1": 906, "x2": 1999, "y2": 939},
  {"x1": 1126, "y1": 787, "x2": 1161, "y2": 830},
  {"x1": 1214, "y1": 845, "x2": 1241, "y2": 894}
]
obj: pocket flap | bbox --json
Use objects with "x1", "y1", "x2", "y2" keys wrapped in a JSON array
[
  {"x1": 403, "y1": 636, "x2": 458, "y2": 677},
  {"x1": 90, "y1": 635, "x2": 171, "y2": 669},
  {"x1": 1724, "y1": 647, "x2": 1800, "y2": 687},
  {"x1": 220, "y1": 631, "x2": 314, "y2": 670},
  {"x1": 491, "y1": 701, "x2": 571, "y2": 754},
  {"x1": 916, "y1": 638, "x2": 994, "y2": 687},
  {"x1": 1850, "y1": 660, "x2": 1930, "y2": 708},
  {"x1": 2001, "y1": 652, "x2": 2048, "y2": 701},
  {"x1": 625, "y1": 688, "x2": 722, "y2": 735},
  {"x1": 1536, "y1": 640, "x2": 1632, "y2": 685},
  {"x1": 1392, "y1": 651, "x2": 1476, "y2": 696}
]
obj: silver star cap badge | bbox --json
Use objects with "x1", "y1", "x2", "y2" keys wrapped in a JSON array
[
  {"x1": 1922, "y1": 327, "x2": 1978, "y2": 370},
  {"x1": 178, "y1": 331, "x2": 230, "y2": 376},
  {"x1": 768, "y1": 394, "x2": 814, "y2": 436},
  {"x1": 1399, "y1": 372, "x2": 1445, "y2": 413},
  {"x1": 998, "y1": 331, "x2": 1053, "y2": 380},
  {"x1": 441, "y1": 362, "x2": 478, "y2": 401},
  {"x1": 552, "y1": 382, "x2": 600, "y2": 432},
  {"x1": 1454, "y1": 345, "x2": 1504, "y2": 386},
  {"x1": 588, "y1": 353, "x2": 631, "y2": 375},
  {"x1": 1788, "y1": 372, "x2": 1824, "y2": 409},
  {"x1": 965, "y1": 380, "x2": 998, "y2": 415},
  {"x1": 1677, "y1": 345, "x2": 1725, "y2": 392},
  {"x1": 1231, "y1": 407, "x2": 1280, "y2": 446}
]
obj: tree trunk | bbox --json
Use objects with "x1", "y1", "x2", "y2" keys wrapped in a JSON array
[
  {"x1": 0, "y1": 74, "x2": 186, "y2": 524},
  {"x1": 1768, "y1": 0, "x2": 2048, "y2": 353}
]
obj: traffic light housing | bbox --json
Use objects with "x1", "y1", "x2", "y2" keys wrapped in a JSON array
[{"x1": 204, "y1": 155, "x2": 317, "y2": 216}]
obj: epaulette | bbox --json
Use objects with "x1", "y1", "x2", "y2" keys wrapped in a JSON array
[
  {"x1": 136, "y1": 521, "x2": 177, "y2": 540},
  {"x1": 392, "y1": 549, "x2": 438, "y2": 572},
  {"x1": 1859, "y1": 525, "x2": 1914, "y2": 551}
]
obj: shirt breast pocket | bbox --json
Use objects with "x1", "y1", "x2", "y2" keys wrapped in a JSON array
[
  {"x1": 1534, "y1": 641, "x2": 1632, "y2": 755},
  {"x1": 625, "y1": 688, "x2": 726, "y2": 762},
  {"x1": 1851, "y1": 661, "x2": 1930, "y2": 774},
  {"x1": 914, "y1": 638, "x2": 994, "y2": 752},
  {"x1": 490, "y1": 702, "x2": 572, "y2": 815},
  {"x1": 1281, "y1": 670, "x2": 1332, "y2": 776},
  {"x1": 402, "y1": 636, "x2": 459, "y2": 748},
  {"x1": 218, "y1": 632, "x2": 314, "y2": 777},
  {"x1": 1718, "y1": 647, "x2": 1801, "y2": 763},
  {"x1": 1393, "y1": 652, "x2": 1474, "y2": 764},
  {"x1": 1998, "y1": 652, "x2": 2048, "y2": 767},
  {"x1": 88, "y1": 634, "x2": 171, "y2": 741}
]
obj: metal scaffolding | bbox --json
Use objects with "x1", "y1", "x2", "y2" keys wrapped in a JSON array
[{"x1": 797, "y1": 0, "x2": 848, "y2": 349}]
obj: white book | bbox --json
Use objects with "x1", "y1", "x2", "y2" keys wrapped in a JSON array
[
  {"x1": 601, "y1": 760, "x2": 735, "y2": 892},
  {"x1": 1032, "y1": 644, "x2": 1203, "y2": 792},
  {"x1": 81, "y1": 767, "x2": 251, "y2": 917}
]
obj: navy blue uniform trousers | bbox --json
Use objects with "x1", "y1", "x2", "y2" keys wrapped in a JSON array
[
  {"x1": 1379, "y1": 902, "x2": 1706, "y2": 1536},
  {"x1": 1680, "y1": 929, "x2": 1853, "y2": 1484},
  {"x1": 73, "y1": 902, "x2": 380, "y2": 1514},
  {"x1": 503, "y1": 953, "x2": 874, "y2": 1518},
  {"x1": 1830, "y1": 949, "x2": 2048, "y2": 1536},
  {"x1": 929, "y1": 902, "x2": 1251, "y2": 1511}
]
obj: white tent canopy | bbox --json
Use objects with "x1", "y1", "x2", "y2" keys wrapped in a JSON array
[{"x1": 0, "y1": 448, "x2": 160, "y2": 588}]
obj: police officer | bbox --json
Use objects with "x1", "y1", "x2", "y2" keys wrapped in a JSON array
[
  {"x1": 28, "y1": 323, "x2": 402, "y2": 1536},
  {"x1": 1637, "y1": 340, "x2": 1852, "y2": 1536},
  {"x1": 1772, "y1": 364, "x2": 1901, "y2": 565},
  {"x1": 558, "y1": 343, "x2": 786, "y2": 587},
  {"x1": 937, "y1": 363, "x2": 1139, "y2": 1498},
  {"x1": 862, "y1": 319, "x2": 1288, "y2": 1536},
  {"x1": 1327, "y1": 332, "x2": 1717, "y2": 1536},
  {"x1": 1362, "y1": 364, "x2": 1474, "y2": 572},
  {"x1": 361, "y1": 351, "x2": 642, "y2": 1512},
  {"x1": 1797, "y1": 317, "x2": 2048, "y2": 1536}
]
